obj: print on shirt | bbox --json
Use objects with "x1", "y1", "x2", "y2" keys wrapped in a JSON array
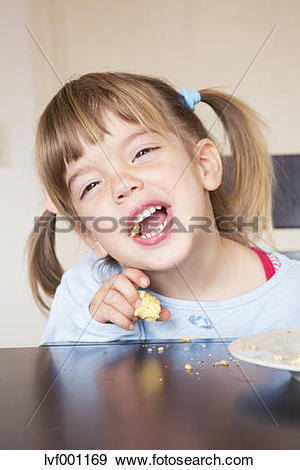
[{"x1": 188, "y1": 314, "x2": 213, "y2": 329}]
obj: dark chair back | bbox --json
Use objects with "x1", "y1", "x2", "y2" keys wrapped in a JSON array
[{"x1": 272, "y1": 155, "x2": 300, "y2": 228}]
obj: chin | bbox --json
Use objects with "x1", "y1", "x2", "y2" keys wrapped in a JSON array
[{"x1": 124, "y1": 236, "x2": 193, "y2": 271}]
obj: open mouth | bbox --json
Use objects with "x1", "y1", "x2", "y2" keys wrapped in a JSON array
[{"x1": 129, "y1": 204, "x2": 170, "y2": 239}]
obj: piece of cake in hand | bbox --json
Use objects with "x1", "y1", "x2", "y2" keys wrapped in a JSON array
[{"x1": 134, "y1": 290, "x2": 161, "y2": 322}]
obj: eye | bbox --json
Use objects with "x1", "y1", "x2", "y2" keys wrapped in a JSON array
[
  {"x1": 80, "y1": 181, "x2": 101, "y2": 199},
  {"x1": 133, "y1": 146, "x2": 160, "y2": 162}
]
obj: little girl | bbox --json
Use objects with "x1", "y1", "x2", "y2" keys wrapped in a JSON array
[{"x1": 26, "y1": 72, "x2": 300, "y2": 345}]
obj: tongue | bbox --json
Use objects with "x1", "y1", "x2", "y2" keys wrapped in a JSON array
[{"x1": 140, "y1": 208, "x2": 167, "y2": 235}]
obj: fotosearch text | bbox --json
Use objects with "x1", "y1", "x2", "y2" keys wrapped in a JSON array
[{"x1": 34, "y1": 215, "x2": 267, "y2": 234}]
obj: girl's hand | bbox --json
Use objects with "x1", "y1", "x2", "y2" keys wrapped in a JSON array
[{"x1": 88, "y1": 267, "x2": 171, "y2": 331}]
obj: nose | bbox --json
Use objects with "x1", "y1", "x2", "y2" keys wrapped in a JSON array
[{"x1": 113, "y1": 174, "x2": 143, "y2": 203}]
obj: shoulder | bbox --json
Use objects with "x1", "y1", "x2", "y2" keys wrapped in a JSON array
[
  {"x1": 265, "y1": 249, "x2": 300, "y2": 285},
  {"x1": 268, "y1": 250, "x2": 300, "y2": 269}
]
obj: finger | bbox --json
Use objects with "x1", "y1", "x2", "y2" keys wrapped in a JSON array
[
  {"x1": 97, "y1": 302, "x2": 134, "y2": 331},
  {"x1": 157, "y1": 306, "x2": 171, "y2": 322},
  {"x1": 110, "y1": 273, "x2": 145, "y2": 309},
  {"x1": 105, "y1": 288, "x2": 135, "y2": 319},
  {"x1": 93, "y1": 270, "x2": 142, "y2": 310},
  {"x1": 121, "y1": 266, "x2": 150, "y2": 289}
]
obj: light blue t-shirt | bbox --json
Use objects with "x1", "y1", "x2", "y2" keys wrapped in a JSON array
[{"x1": 39, "y1": 249, "x2": 300, "y2": 346}]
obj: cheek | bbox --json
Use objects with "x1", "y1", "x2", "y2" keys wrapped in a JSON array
[
  {"x1": 173, "y1": 169, "x2": 207, "y2": 224},
  {"x1": 78, "y1": 202, "x2": 116, "y2": 236},
  {"x1": 158, "y1": 157, "x2": 204, "y2": 196},
  {"x1": 146, "y1": 158, "x2": 205, "y2": 209},
  {"x1": 146, "y1": 160, "x2": 186, "y2": 188}
]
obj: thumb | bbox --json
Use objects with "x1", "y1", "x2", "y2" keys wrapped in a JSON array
[{"x1": 157, "y1": 306, "x2": 171, "y2": 322}]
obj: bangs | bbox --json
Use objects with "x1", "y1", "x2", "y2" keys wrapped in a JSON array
[{"x1": 38, "y1": 73, "x2": 178, "y2": 170}]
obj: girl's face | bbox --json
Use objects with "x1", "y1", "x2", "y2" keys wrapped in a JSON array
[{"x1": 66, "y1": 111, "x2": 221, "y2": 271}]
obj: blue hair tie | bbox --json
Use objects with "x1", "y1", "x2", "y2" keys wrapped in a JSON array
[{"x1": 178, "y1": 87, "x2": 201, "y2": 111}]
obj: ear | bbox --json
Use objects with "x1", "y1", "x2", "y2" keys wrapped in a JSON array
[
  {"x1": 194, "y1": 138, "x2": 223, "y2": 191},
  {"x1": 45, "y1": 195, "x2": 59, "y2": 214}
]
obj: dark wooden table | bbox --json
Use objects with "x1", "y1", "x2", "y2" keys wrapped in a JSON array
[{"x1": 0, "y1": 339, "x2": 300, "y2": 449}]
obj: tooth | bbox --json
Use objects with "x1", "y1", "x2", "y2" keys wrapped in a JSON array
[
  {"x1": 134, "y1": 205, "x2": 161, "y2": 222},
  {"x1": 143, "y1": 209, "x2": 152, "y2": 218},
  {"x1": 131, "y1": 205, "x2": 168, "y2": 239},
  {"x1": 133, "y1": 205, "x2": 165, "y2": 223}
]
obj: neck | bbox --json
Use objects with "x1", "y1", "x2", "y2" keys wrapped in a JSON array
[{"x1": 142, "y1": 232, "x2": 236, "y2": 301}]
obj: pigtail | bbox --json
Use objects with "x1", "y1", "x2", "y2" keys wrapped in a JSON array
[
  {"x1": 25, "y1": 210, "x2": 64, "y2": 316},
  {"x1": 200, "y1": 89, "x2": 277, "y2": 250}
]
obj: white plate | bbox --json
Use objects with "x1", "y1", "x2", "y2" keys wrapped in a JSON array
[{"x1": 228, "y1": 327, "x2": 300, "y2": 382}]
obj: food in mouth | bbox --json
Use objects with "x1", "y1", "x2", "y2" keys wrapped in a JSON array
[
  {"x1": 130, "y1": 205, "x2": 168, "y2": 238},
  {"x1": 134, "y1": 290, "x2": 161, "y2": 322}
]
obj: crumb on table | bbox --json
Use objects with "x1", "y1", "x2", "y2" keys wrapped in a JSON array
[{"x1": 181, "y1": 336, "x2": 193, "y2": 343}]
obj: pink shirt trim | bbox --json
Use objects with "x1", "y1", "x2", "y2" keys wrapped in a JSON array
[{"x1": 249, "y1": 246, "x2": 277, "y2": 281}]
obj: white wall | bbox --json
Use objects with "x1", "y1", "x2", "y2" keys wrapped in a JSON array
[
  {"x1": 0, "y1": 0, "x2": 46, "y2": 347},
  {"x1": 1, "y1": 0, "x2": 299, "y2": 347}
]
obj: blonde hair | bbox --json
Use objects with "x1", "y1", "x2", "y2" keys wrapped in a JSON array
[{"x1": 25, "y1": 71, "x2": 277, "y2": 315}]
